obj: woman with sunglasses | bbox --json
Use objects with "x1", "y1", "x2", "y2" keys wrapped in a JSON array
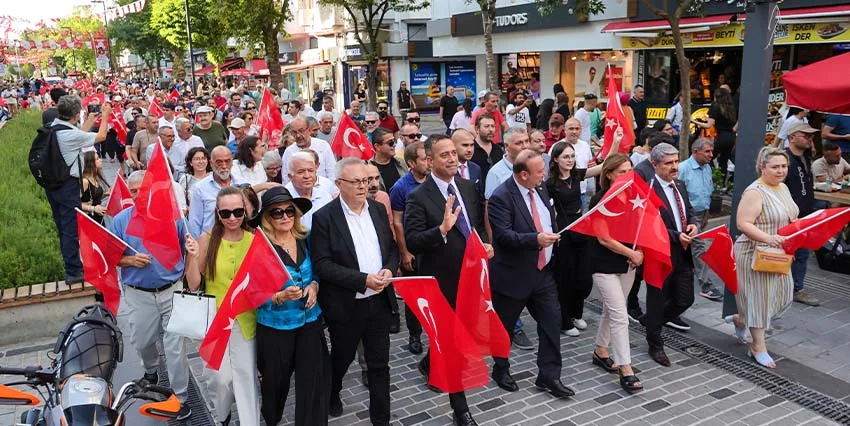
[
  {"x1": 185, "y1": 186, "x2": 261, "y2": 426},
  {"x1": 251, "y1": 186, "x2": 328, "y2": 426}
]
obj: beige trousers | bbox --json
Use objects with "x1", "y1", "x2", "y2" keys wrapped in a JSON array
[{"x1": 593, "y1": 269, "x2": 636, "y2": 366}]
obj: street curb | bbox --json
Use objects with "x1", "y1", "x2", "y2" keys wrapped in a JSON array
[{"x1": 0, "y1": 287, "x2": 97, "y2": 347}]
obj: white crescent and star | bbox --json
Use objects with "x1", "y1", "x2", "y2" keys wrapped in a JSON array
[
  {"x1": 91, "y1": 242, "x2": 109, "y2": 276},
  {"x1": 230, "y1": 273, "x2": 251, "y2": 306},
  {"x1": 342, "y1": 128, "x2": 364, "y2": 152},
  {"x1": 629, "y1": 195, "x2": 646, "y2": 210},
  {"x1": 598, "y1": 203, "x2": 623, "y2": 217},
  {"x1": 478, "y1": 259, "x2": 494, "y2": 313},
  {"x1": 605, "y1": 118, "x2": 618, "y2": 129},
  {"x1": 417, "y1": 298, "x2": 441, "y2": 353}
]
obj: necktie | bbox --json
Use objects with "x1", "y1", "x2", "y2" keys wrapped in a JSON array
[
  {"x1": 446, "y1": 184, "x2": 470, "y2": 238},
  {"x1": 459, "y1": 163, "x2": 467, "y2": 179},
  {"x1": 669, "y1": 183, "x2": 687, "y2": 232},
  {"x1": 528, "y1": 189, "x2": 547, "y2": 270}
]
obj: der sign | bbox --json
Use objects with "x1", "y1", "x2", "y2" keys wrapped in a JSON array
[{"x1": 452, "y1": 3, "x2": 580, "y2": 37}]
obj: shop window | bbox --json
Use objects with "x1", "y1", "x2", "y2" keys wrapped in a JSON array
[{"x1": 500, "y1": 52, "x2": 540, "y2": 96}]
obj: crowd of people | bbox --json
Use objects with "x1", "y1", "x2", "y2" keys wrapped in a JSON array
[{"x1": 21, "y1": 72, "x2": 846, "y2": 426}]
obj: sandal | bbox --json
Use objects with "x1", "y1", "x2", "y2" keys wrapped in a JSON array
[
  {"x1": 747, "y1": 350, "x2": 776, "y2": 368},
  {"x1": 618, "y1": 368, "x2": 643, "y2": 394},
  {"x1": 592, "y1": 350, "x2": 619, "y2": 373}
]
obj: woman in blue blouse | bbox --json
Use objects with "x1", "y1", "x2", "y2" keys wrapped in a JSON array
[{"x1": 252, "y1": 186, "x2": 329, "y2": 426}]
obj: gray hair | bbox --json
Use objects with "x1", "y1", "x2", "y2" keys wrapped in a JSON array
[
  {"x1": 57, "y1": 95, "x2": 82, "y2": 120},
  {"x1": 288, "y1": 151, "x2": 316, "y2": 172},
  {"x1": 305, "y1": 116, "x2": 318, "y2": 127},
  {"x1": 127, "y1": 170, "x2": 146, "y2": 186},
  {"x1": 504, "y1": 126, "x2": 528, "y2": 145},
  {"x1": 755, "y1": 146, "x2": 789, "y2": 176},
  {"x1": 318, "y1": 111, "x2": 335, "y2": 121},
  {"x1": 365, "y1": 111, "x2": 378, "y2": 120},
  {"x1": 650, "y1": 143, "x2": 679, "y2": 164},
  {"x1": 262, "y1": 150, "x2": 281, "y2": 168},
  {"x1": 158, "y1": 125, "x2": 175, "y2": 136},
  {"x1": 175, "y1": 117, "x2": 191, "y2": 128},
  {"x1": 335, "y1": 157, "x2": 365, "y2": 178},
  {"x1": 691, "y1": 137, "x2": 714, "y2": 153}
]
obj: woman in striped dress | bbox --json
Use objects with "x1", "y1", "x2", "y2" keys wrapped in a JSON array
[{"x1": 735, "y1": 147, "x2": 798, "y2": 368}]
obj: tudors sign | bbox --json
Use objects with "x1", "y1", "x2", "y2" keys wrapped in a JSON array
[{"x1": 452, "y1": 3, "x2": 580, "y2": 37}]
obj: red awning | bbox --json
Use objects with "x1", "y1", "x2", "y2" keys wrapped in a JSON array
[
  {"x1": 193, "y1": 58, "x2": 244, "y2": 76},
  {"x1": 784, "y1": 51, "x2": 850, "y2": 116},
  {"x1": 601, "y1": 15, "x2": 734, "y2": 33},
  {"x1": 250, "y1": 59, "x2": 269, "y2": 76},
  {"x1": 221, "y1": 68, "x2": 251, "y2": 77}
]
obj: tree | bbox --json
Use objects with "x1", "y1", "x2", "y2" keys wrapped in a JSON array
[
  {"x1": 319, "y1": 0, "x2": 428, "y2": 111},
  {"x1": 474, "y1": 0, "x2": 606, "y2": 92},
  {"x1": 21, "y1": 13, "x2": 104, "y2": 75},
  {"x1": 640, "y1": 0, "x2": 710, "y2": 159},
  {"x1": 216, "y1": 0, "x2": 292, "y2": 89},
  {"x1": 150, "y1": 0, "x2": 228, "y2": 82},
  {"x1": 109, "y1": 2, "x2": 169, "y2": 75}
]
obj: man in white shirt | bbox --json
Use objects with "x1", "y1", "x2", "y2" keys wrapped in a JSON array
[
  {"x1": 573, "y1": 93, "x2": 598, "y2": 145},
  {"x1": 282, "y1": 99, "x2": 303, "y2": 123},
  {"x1": 171, "y1": 117, "x2": 205, "y2": 173},
  {"x1": 506, "y1": 91, "x2": 532, "y2": 131},
  {"x1": 322, "y1": 95, "x2": 340, "y2": 123},
  {"x1": 563, "y1": 118, "x2": 594, "y2": 209},
  {"x1": 284, "y1": 151, "x2": 332, "y2": 230},
  {"x1": 485, "y1": 127, "x2": 530, "y2": 199},
  {"x1": 281, "y1": 116, "x2": 337, "y2": 181},
  {"x1": 158, "y1": 101, "x2": 178, "y2": 131}
]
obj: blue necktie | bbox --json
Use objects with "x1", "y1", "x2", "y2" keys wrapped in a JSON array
[{"x1": 446, "y1": 184, "x2": 470, "y2": 238}]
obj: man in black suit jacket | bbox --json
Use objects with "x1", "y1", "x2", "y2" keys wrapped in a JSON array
[
  {"x1": 453, "y1": 128, "x2": 485, "y2": 198},
  {"x1": 643, "y1": 143, "x2": 699, "y2": 366},
  {"x1": 404, "y1": 135, "x2": 492, "y2": 426},
  {"x1": 311, "y1": 158, "x2": 399, "y2": 425},
  {"x1": 487, "y1": 149, "x2": 575, "y2": 399}
]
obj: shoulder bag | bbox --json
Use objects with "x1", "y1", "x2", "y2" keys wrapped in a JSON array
[
  {"x1": 751, "y1": 187, "x2": 794, "y2": 275},
  {"x1": 166, "y1": 278, "x2": 217, "y2": 340}
]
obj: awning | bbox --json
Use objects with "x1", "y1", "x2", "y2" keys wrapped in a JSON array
[
  {"x1": 221, "y1": 68, "x2": 251, "y2": 77},
  {"x1": 778, "y1": 4, "x2": 850, "y2": 21},
  {"x1": 601, "y1": 15, "x2": 735, "y2": 35},
  {"x1": 250, "y1": 59, "x2": 269, "y2": 76},
  {"x1": 280, "y1": 61, "x2": 329, "y2": 73},
  {"x1": 784, "y1": 51, "x2": 850, "y2": 116},
  {"x1": 193, "y1": 58, "x2": 244, "y2": 75}
]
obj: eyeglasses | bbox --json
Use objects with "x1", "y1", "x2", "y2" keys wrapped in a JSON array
[
  {"x1": 218, "y1": 208, "x2": 245, "y2": 219},
  {"x1": 338, "y1": 178, "x2": 369, "y2": 187},
  {"x1": 365, "y1": 120, "x2": 377, "y2": 124},
  {"x1": 246, "y1": 106, "x2": 256, "y2": 110},
  {"x1": 265, "y1": 166, "x2": 281, "y2": 172},
  {"x1": 268, "y1": 206, "x2": 297, "y2": 219},
  {"x1": 406, "y1": 117, "x2": 421, "y2": 123},
  {"x1": 404, "y1": 133, "x2": 422, "y2": 139}
]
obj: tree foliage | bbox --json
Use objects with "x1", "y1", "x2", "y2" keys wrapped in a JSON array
[
  {"x1": 149, "y1": 0, "x2": 229, "y2": 81},
  {"x1": 109, "y1": 1, "x2": 168, "y2": 73},
  {"x1": 20, "y1": 13, "x2": 104, "y2": 75}
]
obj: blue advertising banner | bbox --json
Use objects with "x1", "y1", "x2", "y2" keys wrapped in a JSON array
[
  {"x1": 410, "y1": 62, "x2": 442, "y2": 111},
  {"x1": 446, "y1": 61, "x2": 476, "y2": 102}
]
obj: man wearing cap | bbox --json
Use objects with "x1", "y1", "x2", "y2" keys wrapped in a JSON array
[
  {"x1": 193, "y1": 105, "x2": 229, "y2": 151},
  {"x1": 574, "y1": 94, "x2": 599, "y2": 145},
  {"x1": 227, "y1": 117, "x2": 249, "y2": 157},
  {"x1": 784, "y1": 122, "x2": 821, "y2": 307},
  {"x1": 473, "y1": 90, "x2": 488, "y2": 113}
]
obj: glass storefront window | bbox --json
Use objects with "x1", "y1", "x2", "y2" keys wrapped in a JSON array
[{"x1": 347, "y1": 63, "x2": 390, "y2": 105}]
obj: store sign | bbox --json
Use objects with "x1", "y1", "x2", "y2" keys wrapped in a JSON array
[
  {"x1": 278, "y1": 52, "x2": 298, "y2": 65},
  {"x1": 647, "y1": 107, "x2": 668, "y2": 120},
  {"x1": 630, "y1": 0, "x2": 842, "y2": 22},
  {"x1": 621, "y1": 22, "x2": 850, "y2": 50},
  {"x1": 452, "y1": 2, "x2": 580, "y2": 37}
]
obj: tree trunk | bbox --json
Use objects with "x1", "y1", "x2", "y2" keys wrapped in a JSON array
[
  {"x1": 366, "y1": 56, "x2": 379, "y2": 112},
  {"x1": 264, "y1": 29, "x2": 282, "y2": 89},
  {"x1": 670, "y1": 20, "x2": 692, "y2": 160},
  {"x1": 481, "y1": 0, "x2": 498, "y2": 92},
  {"x1": 171, "y1": 49, "x2": 187, "y2": 81}
]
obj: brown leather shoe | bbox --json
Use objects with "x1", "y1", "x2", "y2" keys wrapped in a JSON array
[{"x1": 649, "y1": 347, "x2": 671, "y2": 367}]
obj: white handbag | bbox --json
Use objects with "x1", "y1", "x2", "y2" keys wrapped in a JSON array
[{"x1": 166, "y1": 290, "x2": 217, "y2": 340}]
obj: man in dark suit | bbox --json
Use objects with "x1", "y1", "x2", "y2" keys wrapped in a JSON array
[
  {"x1": 311, "y1": 158, "x2": 399, "y2": 425},
  {"x1": 487, "y1": 149, "x2": 575, "y2": 398},
  {"x1": 404, "y1": 135, "x2": 492, "y2": 426},
  {"x1": 452, "y1": 128, "x2": 484, "y2": 198},
  {"x1": 642, "y1": 143, "x2": 699, "y2": 366}
]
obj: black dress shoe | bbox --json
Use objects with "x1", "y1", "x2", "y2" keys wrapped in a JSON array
[
  {"x1": 329, "y1": 394, "x2": 343, "y2": 417},
  {"x1": 453, "y1": 410, "x2": 479, "y2": 426},
  {"x1": 389, "y1": 315, "x2": 400, "y2": 334},
  {"x1": 534, "y1": 377, "x2": 575, "y2": 399},
  {"x1": 491, "y1": 369, "x2": 519, "y2": 392},
  {"x1": 649, "y1": 347, "x2": 671, "y2": 367},
  {"x1": 408, "y1": 335, "x2": 423, "y2": 355},
  {"x1": 361, "y1": 370, "x2": 369, "y2": 387}
]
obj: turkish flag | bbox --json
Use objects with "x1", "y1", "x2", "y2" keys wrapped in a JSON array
[
  {"x1": 199, "y1": 230, "x2": 290, "y2": 370},
  {"x1": 148, "y1": 97, "x2": 164, "y2": 119},
  {"x1": 82, "y1": 92, "x2": 105, "y2": 110},
  {"x1": 695, "y1": 225, "x2": 738, "y2": 295},
  {"x1": 214, "y1": 96, "x2": 228, "y2": 112},
  {"x1": 393, "y1": 276, "x2": 489, "y2": 393},
  {"x1": 778, "y1": 208, "x2": 850, "y2": 254},
  {"x1": 566, "y1": 171, "x2": 671, "y2": 288},
  {"x1": 255, "y1": 89, "x2": 284, "y2": 149},
  {"x1": 106, "y1": 174, "x2": 134, "y2": 217},
  {"x1": 77, "y1": 209, "x2": 129, "y2": 315},
  {"x1": 331, "y1": 114, "x2": 374, "y2": 160},
  {"x1": 168, "y1": 89, "x2": 180, "y2": 102},
  {"x1": 126, "y1": 143, "x2": 182, "y2": 269},
  {"x1": 108, "y1": 109, "x2": 129, "y2": 144},
  {"x1": 456, "y1": 231, "x2": 511, "y2": 358},
  {"x1": 599, "y1": 65, "x2": 635, "y2": 158}
]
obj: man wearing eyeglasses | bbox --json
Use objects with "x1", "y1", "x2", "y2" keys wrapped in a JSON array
[
  {"x1": 395, "y1": 123, "x2": 426, "y2": 155},
  {"x1": 281, "y1": 116, "x2": 337, "y2": 182},
  {"x1": 377, "y1": 99, "x2": 399, "y2": 137},
  {"x1": 370, "y1": 127, "x2": 408, "y2": 192}
]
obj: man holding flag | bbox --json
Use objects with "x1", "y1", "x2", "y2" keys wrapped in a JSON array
[{"x1": 108, "y1": 170, "x2": 191, "y2": 421}]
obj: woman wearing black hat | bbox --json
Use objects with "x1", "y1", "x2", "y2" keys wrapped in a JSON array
[{"x1": 252, "y1": 186, "x2": 329, "y2": 426}]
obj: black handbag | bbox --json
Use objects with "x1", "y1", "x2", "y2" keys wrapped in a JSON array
[{"x1": 815, "y1": 225, "x2": 850, "y2": 275}]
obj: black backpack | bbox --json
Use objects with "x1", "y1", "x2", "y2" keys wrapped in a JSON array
[{"x1": 29, "y1": 124, "x2": 76, "y2": 191}]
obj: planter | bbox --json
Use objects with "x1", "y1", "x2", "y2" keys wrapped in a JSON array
[{"x1": 709, "y1": 192, "x2": 723, "y2": 215}]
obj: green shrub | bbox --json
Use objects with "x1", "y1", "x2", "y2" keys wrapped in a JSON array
[{"x1": 0, "y1": 111, "x2": 64, "y2": 288}]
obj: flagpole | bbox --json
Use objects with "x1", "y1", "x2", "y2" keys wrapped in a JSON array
[
  {"x1": 782, "y1": 208, "x2": 850, "y2": 240},
  {"x1": 694, "y1": 224, "x2": 728, "y2": 239},
  {"x1": 558, "y1": 180, "x2": 634, "y2": 235},
  {"x1": 630, "y1": 178, "x2": 654, "y2": 248},
  {"x1": 158, "y1": 141, "x2": 192, "y2": 233},
  {"x1": 75, "y1": 207, "x2": 139, "y2": 254}
]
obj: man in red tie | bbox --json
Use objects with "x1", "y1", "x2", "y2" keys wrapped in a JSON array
[{"x1": 486, "y1": 149, "x2": 575, "y2": 399}]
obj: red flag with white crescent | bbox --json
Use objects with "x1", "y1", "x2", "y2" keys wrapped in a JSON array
[
  {"x1": 599, "y1": 65, "x2": 635, "y2": 158},
  {"x1": 778, "y1": 207, "x2": 850, "y2": 254},
  {"x1": 106, "y1": 174, "x2": 134, "y2": 217},
  {"x1": 148, "y1": 97, "x2": 164, "y2": 119},
  {"x1": 168, "y1": 89, "x2": 180, "y2": 102},
  {"x1": 255, "y1": 89, "x2": 284, "y2": 149},
  {"x1": 695, "y1": 225, "x2": 738, "y2": 295},
  {"x1": 108, "y1": 109, "x2": 129, "y2": 144},
  {"x1": 77, "y1": 209, "x2": 130, "y2": 315},
  {"x1": 199, "y1": 230, "x2": 290, "y2": 370},
  {"x1": 330, "y1": 113, "x2": 374, "y2": 160}
]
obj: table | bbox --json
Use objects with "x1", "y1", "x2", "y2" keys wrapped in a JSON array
[{"x1": 815, "y1": 191, "x2": 850, "y2": 205}]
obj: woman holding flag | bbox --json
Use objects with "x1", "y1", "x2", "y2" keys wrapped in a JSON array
[
  {"x1": 185, "y1": 186, "x2": 261, "y2": 426},
  {"x1": 734, "y1": 147, "x2": 797, "y2": 368},
  {"x1": 251, "y1": 186, "x2": 328, "y2": 426}
]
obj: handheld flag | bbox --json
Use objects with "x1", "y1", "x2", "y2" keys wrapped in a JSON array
[
  {"x1": 255, "y1": 89, "x2": 285, "y2": 150},
  {"x1": 695, "y1": 225, "x2": 738, "y2": 295},
  {"x1": 106, "y1": 174, "x2": 134, "y2": 217},
  {"x1": 149, "y1": 97, "x2": 164, "y2": 119},
  {"x1": 77, "y1": 209, "x2": 132, "y2": 315},
  {"x1": 331, "y1": 114, "x2": 374, "y2": 160},
  {"x1": 599, "y1": 65, "x2": 635, "y2": 158},
  {"x1": 778, "y1": 208, "x2": 850, "y2": 254}
]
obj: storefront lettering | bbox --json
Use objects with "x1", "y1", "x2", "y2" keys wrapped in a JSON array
[
  {"x1": 494, "y1": 12, "x2": 528, "y2": 28},
  {"x1": 791, "y1": 24, "x2": 816, "y2": 32},
  {"x1": 715, "y1": 30, "x2": 735, "y2": 39},
  {"x1": 345, "y1": 47, "x2": 361, "y2": 57},
  {"x1": 768, "y1": 91, "x2": 785, "y2": 104},
  {"x1": 647, "y1": 107, "x2": 668, "y2": 120}
]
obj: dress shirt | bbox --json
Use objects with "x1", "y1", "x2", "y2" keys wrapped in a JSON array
[
  {"x1": 340, "y1": 198, "x2": 383, "y2": 299},
  {"x1": 514, "y1": 177, "x2": 553, "y2": 264},
  {"x1": 145, "y1": 142, "x2": 183, "y2": 173},
  {"x1": 281, "y1": 138, "x2": 337, "y2": 181},
  {"x1": 231, "y1": 160, "x2": 268, "y2": 185},
  {"x1": 285, "y1": 182, "x2": 333, "y2": 230},
  {"x1": 570, "y1": 139, "x2": 594, "y2": 194},
  {"x1": 109, "y1": 207, "x2": 186, "y2": 287},
  {"x1": 677, "y1": 156, "x2": 714, "y2": 213},
  {"x1": 458, "y1": 161, "x2": 471, "y2": 179},
  {"x1": 316, "y1": 175, "x2": 340, "y2": 196},
  {"x1": 187, "y1": 174, "x2": 244, "y2": 238},
  {"x1": 53, "y1": 118, "x2": 96, "y2": 178},
  {"x1": 485, "y1": 156, "x2": 514, "y2": 199},
  {"x1": 158, "y1": 117, "x2": 177, "y2": 132},
  {"x1": 171, "y1": 135, "x2": 205, "y2": 171},
  {"x1": 432, "y1": 175, "x2": 472, "y2": 234},
  {"x1": 656, "y1": 175, "x2": 685, "y2": 232}
]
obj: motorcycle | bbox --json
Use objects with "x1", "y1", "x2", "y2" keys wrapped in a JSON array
[{"x1": 0, "y1": 304, "x2": 182, "y2": 425}]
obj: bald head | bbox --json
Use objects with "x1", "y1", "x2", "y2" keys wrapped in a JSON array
[{"x1": 565, "y1": 117, "x2": 582, "y2": 143}]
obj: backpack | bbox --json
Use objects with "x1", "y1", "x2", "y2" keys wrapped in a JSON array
[{"x1": 29, "y1": 123, "x2": 76, "y2": 191}]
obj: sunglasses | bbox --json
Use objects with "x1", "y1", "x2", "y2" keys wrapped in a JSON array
[
  {"x1": 378, "y1": 107, "x2": 387, "y2": 111},
  {"x1": 269, "y1": 206, "x2": 297, "y2": 219},
  {"x1": 365, "y1": 120, "x2": 377, "y2": 124},
  {"x1": 405, "y1": 133, "x2": 422, "y2": 139},
  {"x1": 246, "y1": 106, "x2": 256, "y2": 110},
  {"x1": 406, "y1": 117, "x2": 421, "y2": 123},
  {"x1": 218, "y1": 208, "x2": 245, "y2": 219}
]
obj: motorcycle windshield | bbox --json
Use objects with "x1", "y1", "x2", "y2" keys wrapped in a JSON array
[{"x1": 63, "y1": 404, "x2": 121, "y2": 425}]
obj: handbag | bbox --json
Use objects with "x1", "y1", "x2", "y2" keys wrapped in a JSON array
[
  {"x1": 751, "y1": 247, "x2": 793, "y2": 275},
  {"x1": 166, "y1": 281, "x2": 217, "y2": 340}
]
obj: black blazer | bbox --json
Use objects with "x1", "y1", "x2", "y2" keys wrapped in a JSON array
[
  {"x1": 487, "y1": 178, "x2": 557, "y2": 300},
  {"x1": 404, "y1": 176, "x2": 486, "y2": 306},
  {"x1": 457, "y1": 161, "x2": 484, "y2": 199},
  {"x1": 651, "y1": 178, "x2": 698, "y2": 267},
  {"x1": 310, "y1": 197, "x2": 399, "y2": 324}
]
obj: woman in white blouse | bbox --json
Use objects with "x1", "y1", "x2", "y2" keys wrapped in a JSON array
[
  {"x1": 231, "y1": 136, "x2": 269, "y2": 185},
  {"x1": 777, "y1": 107, "x2": 809, "y2": 148}
]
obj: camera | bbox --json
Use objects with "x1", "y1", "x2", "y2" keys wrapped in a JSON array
[{"x1": 87, "y1": 104, "x2": 102, "y2": 114}]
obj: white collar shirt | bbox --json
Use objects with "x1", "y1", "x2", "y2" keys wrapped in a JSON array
[
  {"x1": 340, "y1": 198, "x2": 383, "y2": 299},
  {"x1": 514, "y1": 177, "x2": 553, "y2": 263},
  {"x1": 284, "y1": 182, "x2": 333, "y2": 230},
  {"x1": 656, "y1": 174, "x2": 685, "y2": 232},
  {"x1": 432, "y1": 175, "x2": 472, "y2": 234}
]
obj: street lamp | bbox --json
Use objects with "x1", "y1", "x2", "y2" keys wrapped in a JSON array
[{"x1": 184, "y1": 0, "x2": 196, "y2": 92}]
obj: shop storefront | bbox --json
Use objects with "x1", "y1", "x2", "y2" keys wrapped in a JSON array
[
  {"x1": 407, "y1": 60, "x2": 477, "y2": 113},
  {"x1": 558, "y1": 50, "x2": 632, "y2": 106},
  {"x1": 341, "y1": 45, "x2": 390, "y2": 108},
  {"x1": 283, "y1": 48, "x2": 336, "y2": 101}
]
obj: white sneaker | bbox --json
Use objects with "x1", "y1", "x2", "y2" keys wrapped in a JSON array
[
  {"x1": 561, "y1": 327, "x2": 580, "y2": 337},
  {"x1": 572, "y1": 318, "x2": 588, "y2": 330}
]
